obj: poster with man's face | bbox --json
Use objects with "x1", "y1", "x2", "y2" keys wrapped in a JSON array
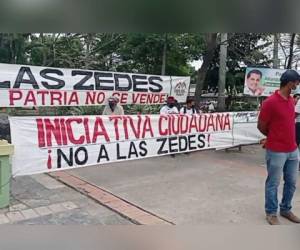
[{"x1": 244, "y1": 67, "x2": 284, "y2": 96}]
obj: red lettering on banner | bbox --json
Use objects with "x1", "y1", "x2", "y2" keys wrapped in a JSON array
[
  {"x1": 140, "y1": 93, "x2": 147, "y2": 104},
  {"x1": 60, "y1": 118, "x2": 68, "y2": 145},
  {"x1": 50, "y1": 91, "x2": 63, "y2": 105},
  {"x1": 109, "y1": 116, "x2": 122, "y2": 140},
  {"x1": 37, "y1": 117, "x2": 111, "y2": 148},
  {"x1": 45, "y1": 118, "x2": 62, "y2": 147},
  {"x1": 85, "y1": 92, "x2": 96, "y2": 104},
  {"x1": 9, "y1": 90, "x2": 23, "y2": 106},
  {"x1": 206, "y1": 115, "x2": 216, "y2": 131},
  {"x1": 122, "y1": 115, "x2": 142, "y2": 139},
  {"x1": 158, "y1": 115, "x2": 168, "y2": 135},
  {"x1": 83, "y1": 118, "x2": 91, "y2": 144},
  {"x1": 123, "y1": 116, "x2": 129, "y2": 139},
  {"x1": 188, "y1": 115, "x2": 198, "y2": 133},
  {"x1": 120, "y1": 93, "x2": 128, "y2": 104},
  {"x1": 37, "y1": 90, "x2": 48, "y2": 105},
  {"x1": 224, "y1": 113, "x2": 231, "y2": 130},
  {"x1": 158, "y1": 113, "x2": 232, "y2": 136},
  {"x1": 36, "y1": 118, "x2": 46, "y2": 147},
  {"x1": 85, "y1": 91, "x2": 106, "y2": 105},
  {"x1": 132, "y1": 93, "x2": 140, "y2": 104},
  {"x1": 24, "y1": 91, "x2": 37, "y2": 106},
  {"x1": 171, "y1": 115, "x2": 180, "y2": 135},
  {"x1": 92, "y1": 117, "x2": 110, "y2": 143},
  {"x1": 198, "y1": 115, "x2": 207, "y2": 132},
  {"x1": 180, "y1": 114, "x2": 189, "y2": 134},
  {"x1": 159, "y1": 94, "x2": 167, "y2": 103},
  {"x1": 129, "y1": 115, "x2": 142, "y2": 139},
  {"x1": 68, "y1": 92, "x2": 79, "y2": 105},
  {"x1": 66, "y1": 118, "x2": 85, "y2": 145},
  {"x1": 142, "y1": 115, "x2": 154, "y2": 138},
  {"x1": 35, "y1": 114, "x2": 232, "y2": 149},
  {"x1": 132, "y1": 93, "x2": 168, "y2": 104}
]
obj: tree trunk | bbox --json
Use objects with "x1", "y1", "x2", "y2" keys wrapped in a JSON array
[
  {"x1": 273, "y1": 33, "x2": 280, "y2": 68},
  {"x1": 195, "y1": 33, "x2": 218, "y2": 105},
  {"x1": 84, "y1": 33, "x2": 93, "y2": 69},
  {"x1": 217, "y1": 33, "x2": 227, "y2": 112},
  {"x1": 40, "y1": 33, "x2": 48, "y2": 66},
  {"x1": 161, "y1": 34, "x2": 167, "y2": 75},
  {"x1": 287, "y1": 33, "x2": 296, "y2": 69}
]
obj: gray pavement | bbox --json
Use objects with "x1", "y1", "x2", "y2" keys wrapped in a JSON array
[
  {"x1": 69, "y1": 145, "x2": 300, "y2": 225},
  {"x1": 0, "y1": 173, "x2": 132, "y2": 225}
]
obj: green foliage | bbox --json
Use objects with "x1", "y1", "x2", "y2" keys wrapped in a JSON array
[{"x1": 0, "y1": 33, "x2": 274, "y2": 114}]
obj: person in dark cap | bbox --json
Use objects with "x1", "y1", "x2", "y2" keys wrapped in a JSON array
[
  {"x1": 160, "y1": 96, "x2": 179, "y2": 114},
  {"x1": 258, "y1": 69, "x2": 300, "y2": 225}
]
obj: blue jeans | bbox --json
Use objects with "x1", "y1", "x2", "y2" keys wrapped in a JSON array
[{"x1": 265, "y1": 149, "x2": 299, "y2": 215}]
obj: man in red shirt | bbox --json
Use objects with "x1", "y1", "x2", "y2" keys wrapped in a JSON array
[{"x1": 258, "y1": 69, "x2": 300, "y2": 225}]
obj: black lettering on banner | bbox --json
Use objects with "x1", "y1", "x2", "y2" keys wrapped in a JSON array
[
  {"x1": 178, "y1": 136, "x2": 188, "y2": 151},
  {"x1": 57, "y1": 148, "x2": 73, "y2": 168},
  {"x1": 13, "y1": 66, "x2": 39, "y2": 89},
  {"x1": 188, "y1": 134, "x2": 197, "y2": 150},
  {"x1": 72, "y1": 70, "x2": 93, "y2": 90},
  {"x1": 128, "y1": 141, "x2": 138, "y2": 159},
  {"x1": 197, "y1": 134, "x2": 206, "y2": 148},
  {"x1": 97, "y1": 145, "x2": 110, "y2": 162},
  {"x1": 114, "y1": 73, "x2": 132, "y2": 91},
  {"x1": 94, "y1": 72, "x2": 114, "y2": 90},
  {"x1": 139, "y1": 141, "x2": 148, "y2": 156},
  {"x1": 40, "y1": 68, "x2": 65, "y2": 89},
  {"x1": 157, "y1": 138, "x2": 168, "y2": 155},
  {"x1": 132, "y1": 75, "x2": 148, "y2": 92},
  {"x1": 74, "y1": 147, "x2": 88, "y2": 165},
  {"x1": 148, "y1": 76, "x2": 163, "y2": 92},
  {"x1": 116, "y1": 143, "x2": 126, "y2": 160},
  {"x1": 169, "y1": 136, "x2": 179, "y2": 153},
  {"x1": 0, "y1": 79, "x2": 10, "y2": 88}
]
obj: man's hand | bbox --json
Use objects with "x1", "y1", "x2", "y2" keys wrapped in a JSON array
[{"x1": 260, "y1": 138, "x2": 267, "y2": 148}]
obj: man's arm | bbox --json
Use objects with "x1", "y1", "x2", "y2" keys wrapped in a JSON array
[{"x1": 257, "y1": 119, "x2": 268, "y2": 136}]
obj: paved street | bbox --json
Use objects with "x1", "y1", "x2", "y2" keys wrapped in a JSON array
[
  {"x1": 1, "y1": 145, "x2": 300, "y2": 225},
  {"x1": 0, "y1": 173, "x2": 132, "y2": 225},
  {"x1": 69, "y1": 145, "x2": 300, "y2": 225}
]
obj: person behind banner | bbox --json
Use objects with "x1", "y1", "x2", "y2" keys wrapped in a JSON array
[
  {"x1": 102, "y1": 96, "x2": 124, "y2": 115},
  {"x1": 258, "y1": 69, "x2": 300, "y2": 225},
  {"x1": 208, "y1": 101, "x2": 215, "y2": 113},
  {"x1": 245, "y1": 69, "x2": 265, "y2": 96},
  {"x1": 180, "y1": 98, "x2": 199, "y2": 115},
  {"x1": 293, "y1": 93, "x2": 300, "y2": 170},
  {"x1": 160, "y1": 96, "x2": 179, "y2": 114}
]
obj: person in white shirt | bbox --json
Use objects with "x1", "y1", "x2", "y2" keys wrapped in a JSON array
[
  {"x1": 208, "y1": 102, "x2": 215, "y2": 113},
  {"x1": 294, "y1": 94, "x2": 300, "y2": 146},
  {"x1": 102, "y1": 96, "x2": 124, "y2": 115},
  {"x1": 160, "y1": 96, "x2": 179, "y2": 114},
  {"x1": 180, "y1": 98, "x2": 199, "y2": 115}
]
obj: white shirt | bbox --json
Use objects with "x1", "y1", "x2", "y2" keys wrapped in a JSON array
[
  {"x1": 102, "y1": 104, "x2": 124, "y2": 115},
  {"x1": 180, "y1": 107, "x2": 197, "y2": 115},
  {"x1": 208, "y1": 103, "x2": 215, "y2": 112},
  {"x1": 160, "y1": 105, "x2": 179, "y2": 114},
  {"x1": 295, "y1": 100, "x2": 300, "y2": 122}
]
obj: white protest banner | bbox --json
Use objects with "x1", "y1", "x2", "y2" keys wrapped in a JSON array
[
  {"x1": 232, "y1": 111, "x2": 262, "y2": 145},
  {"x1": 0, "y1": 63, "x2": 190, "y2": 107},
  {"x1": 10, "y1": 113, "x2": 238, "y2": 176}
]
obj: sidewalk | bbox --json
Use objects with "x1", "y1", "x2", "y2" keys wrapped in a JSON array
[{"x1": 0, "y1": 173, "x2": 133, "y2": 225}]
